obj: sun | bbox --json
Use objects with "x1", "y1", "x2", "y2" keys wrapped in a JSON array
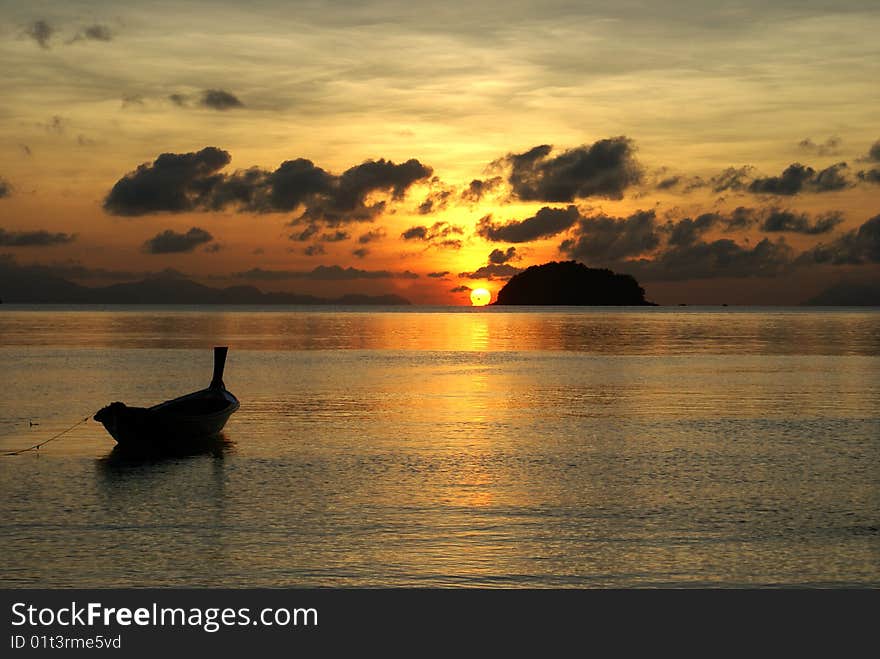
[{"x1": 470, "y1": 287, "x2": 491, "y2": 306}]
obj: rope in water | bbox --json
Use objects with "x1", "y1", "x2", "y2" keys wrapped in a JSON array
[{"x1": 1, "y1": 415, "x2": 92, "y2": 457}]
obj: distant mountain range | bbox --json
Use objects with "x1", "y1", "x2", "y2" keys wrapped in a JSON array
[{"x1": 0, "y1": 261, "x2": 411, "y2": 305}]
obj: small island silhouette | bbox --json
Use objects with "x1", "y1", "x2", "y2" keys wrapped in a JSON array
[{"x1": 493, "y1": 260, "x2": 654, "y2": 305}]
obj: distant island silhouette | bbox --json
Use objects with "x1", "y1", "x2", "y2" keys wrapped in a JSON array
[
  {"x1": 803, "y1": 281, "x2": 880, "y2": 306},
  {"x1": 0, "y1": 263, "x2": 410, "y2": 305},
  {"x1": 494, "y1": 260, "x2": 654, "y2": 305}
]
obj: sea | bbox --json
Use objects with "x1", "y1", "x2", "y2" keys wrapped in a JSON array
[{"x1": 0, "y1": 306, "x2": 878, "y2": 587}]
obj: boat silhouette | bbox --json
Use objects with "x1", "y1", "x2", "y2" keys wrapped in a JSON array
[{"x1": 95, "y1": 346, "x2": 239, "y2": 449}]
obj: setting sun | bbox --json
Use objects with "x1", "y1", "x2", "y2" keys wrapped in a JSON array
[{"x1": 470, "y1": 288, "x2": 491, "y2": 306}]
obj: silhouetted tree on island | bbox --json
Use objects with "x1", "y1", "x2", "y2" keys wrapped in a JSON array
[{"x1": 493, "y1": 260, "x2": 654, "y2": 305}]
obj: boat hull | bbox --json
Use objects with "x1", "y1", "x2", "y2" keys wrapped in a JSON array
[{"x1": 95, "y1": 390, "x2": 239, "y2": 449}]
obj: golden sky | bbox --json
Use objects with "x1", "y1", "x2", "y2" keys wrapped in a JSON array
[{"x1": 1, "y1": 0, "x2": 879, "y2": 304}]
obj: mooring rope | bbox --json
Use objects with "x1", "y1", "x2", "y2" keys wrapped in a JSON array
[{"x1": 1, "y1": 415, "x2": 92, "y2": 457}]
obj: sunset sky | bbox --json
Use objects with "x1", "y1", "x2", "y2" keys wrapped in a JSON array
[{"x1": 1, "y1": 0, "x2": 878, "y2": 304}]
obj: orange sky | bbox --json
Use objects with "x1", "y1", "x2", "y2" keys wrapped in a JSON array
[{"x1": 1, "y1": 1, "x2": 879, "y2": 304}]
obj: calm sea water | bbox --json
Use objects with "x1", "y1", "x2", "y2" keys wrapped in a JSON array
[{"x1": 0, "y1": 306, "x2": 878, "y2": 587}]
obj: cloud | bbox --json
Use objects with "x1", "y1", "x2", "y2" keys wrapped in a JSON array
[
  {"x1": 450, "y1": 285, "x2": 471, "y2": 293},
  {"x1": 400, "y1": 221, "x2": 464, "y2": 249},
  {"x1": 477, "y1": 205, "x2": 580, "y2": 243},
  {"x1": 488, "y1": 247, "x2": 518, "y2": 264},
  {"x1": 352, "y1": 247, "x2": 369, "y2": 259},
  {"x1": 560, "y1": 210, "x2": 661, "y2": 261},
  {"x1": 104, "y1": 146, "x2": 232, "y2": 215},
  {"x1": 458, "y1": 263, "x2": 522, "y2": 280},
  {"x1": 798, "y1": 136, "x2": 842, "y2": 156},
  {"x1": 142, "y1": 227, "x2": 213, "y2": 254},
  {"x1": 798, "y1": 214, "x2": 880, "y2": 265},
  {"x1": 856, "y1": 139, "x2": 880, "y2": 183},
  {"x1": 233, "y1": 265, "x2": 419, "y2": 280},
  {"x1": 428, "y1": 271, "x2": 450, "y2": 278},
  {"x1": 502, "y1": 137, "x2": 642, "y2": 202},
  {"x1": 0, "y1": 178, "x2": 10, "y2": 199},
  {"x1": 104, "y1": 147, "x2": 432, "y2": 223},
  {"x1": 747, "y1": 162, "x2": 850, "y2": 195},
  {"x1": 201, "y1": 89, "x2": 244, "y2": 110},
  {"x1": 358, "y1": 228, "x2": 386, "y2": 244},
  {"x1": 318, "y1": 230, "x2": 349, "y2": 242},
  {"x1": 624, "y1": 237, "x2": 794, "y2": 281},
  {"x1": 25, "y1": 20, "x2": 54, "y2": 49},
  {"x1": 708, "y1": 166, "x2": 755, "y2": 193},
  {"x1": 168, "y1": 94, "x2": 189, "y2": 107},
  {"x1": 858, "y1": 169, "x2": 880, "y2": 184},
  {"x1": 759, "y1": 209, "x2": 844, "y2": 235},
  {"x1": 461, "y1": 176, "x2": 503, "y2": 202},
  {"x1": 304, "y1": 244, "x2": 325, "y2": 256},
  {"x1": 664, "y1": 213, "x2": 721, "y2": 246},
  {"x1": 418, "y1": 180, "x2": 454, "y2": 214},
  {"x1": 289, "y1": 224, "x2": 319, "y2": 242},
  {"x1": 70, "y1": 24, "x2": 113, "y2": 43},
  {"x1": 0, "y1": 228, "x2": 76, "y2": 247}
]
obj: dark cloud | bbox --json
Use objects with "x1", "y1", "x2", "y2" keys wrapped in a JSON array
[
  {"x1": 201, "y1": 89, "x2": 244, "y2": 110},
  {"x1": 858, "y1": 169, "x2": 880, "y2": 184},
  {"x1": 418, "y1": 182, "x2": 454, "y2": 214},
  {"x1": 400, "y1": 221, "x2": 463, "y2": 249},
  {"x1": 461, "y1": 176, "x2": 503, "y2": 202},
  {"x1": 105, "y1": 148, "x2": 432, "y2": 223},
  {"x1": 458, "y1": 263, "x2": 522, "y2": 280},
  {"x1": 168, "y1": 94, "x2": 189, "y2": 107},
  {"x1": 477, "y1": 205, "x2": 580, "y2": 243},
  {"x1": 358, "y1": 228, "x2": 386, "y2": 244},
  {"x1": 25, "y1": 20, "x2": 54, "y2": 49},
  {"x1": 798, "y1": 136, "x2": 842, "y2": 157},
  {"x1": 798, "y1": 214, "x2": 880, "y2": 265},
  {"x1": 427, "y1": 271, "x2": 450, "y2": 278},
  {"x1": 299, "y1": 158, "x2": 431, "y2": 225},
  {"x1": 653, "y1": 172, "x2": 706, "y2": 193},
  {"x1": 233, "y1": 265, "x2": 419, "y2": 280},
  {"x1": 857, "y1": 141, "x2": 880, "y2": 183},
  {"x1": 142, "y1": 227, "x2": 213, "y2": 254},
  {"x1": 352, "y1": 247, "x2": 369, "y2": 259},
  {"x1": 760, "y1": 209, "x2": 844, "y2": 235},
  {"x1": 70, "y1": 24, "x2": 113, "y2": 43},
  {"x1": 664, "y1": 213, "x2": 720, "y2": 247},
  {"x1": 488, "y1": 247, "x2": 518, "y2": 264},
  {"x1": 624, "y1": 237, "x2": 794, "y2": 281},
  {"x1": 0, "y1": 228, "x2": 76, "y2": 247},
  {"x1": 304, "y1": 244, "x2": 325, "y2": 256},
  {"x1": 104, "y1": 147, "x2": 232, "y2": 215},
  {"x1": 450, "y1": 285, "x2": 471, "y2": 293},
  {"x1": 709, "y1": 166, "x2": 754, "y2": 193},
  {"x1": 503, "y1": 137, "x2": 642, "y2": 202},
  {"x1": 560, "y1": 210, "x2": 661, "y2": 261},
  {"x1": 204, "y1": 243, "x2": 224, "y2": 253},
  {"x1": 0, "y1": 178, "x2": 10, "y2": 198},
  {"x1": 747, "y1": 162, "x2": 850, "y2": 195},
  {"x1": 319, "y1": 230, "x2": 349, "y2": 242},
  {"x1": 289, "y1": 224, "x2": 319, "y2": 242},
  {"x1": 401, "y1": 226, "x2": 428, "y2": 240}
]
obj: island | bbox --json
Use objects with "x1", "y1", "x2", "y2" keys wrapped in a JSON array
[{"x1": 493, "y1": 260, "x2": 654, "y2": 306}]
